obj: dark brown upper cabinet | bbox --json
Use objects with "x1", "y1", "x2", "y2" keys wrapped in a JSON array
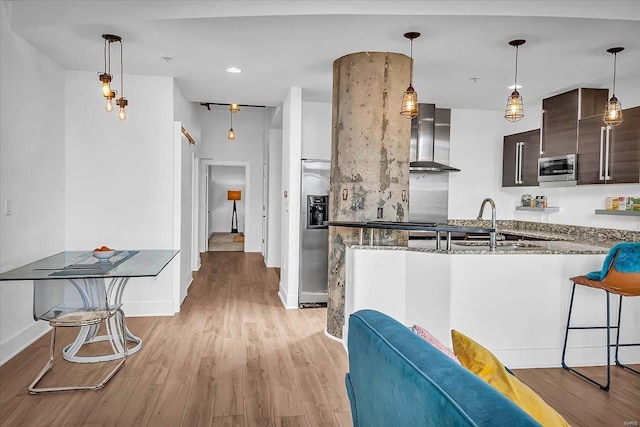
[
  {"x1": 578, "y1": 105, "x2": 640, "y2": 185},
  {"x1": 502, "y1": 129, "x2": 540, "y2": 187},
  {"x1": 541, "y1": 88, "x2": 608, "y2": 157}
]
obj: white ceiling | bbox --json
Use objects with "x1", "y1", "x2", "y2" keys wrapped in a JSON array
[{"x1": 6, "y1": 1, "x2": 640, "y2": 110}]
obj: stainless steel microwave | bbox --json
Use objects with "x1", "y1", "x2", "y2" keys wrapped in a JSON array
[{"x1": 538, "y1": 154, "x2": 576, "y2": 183}]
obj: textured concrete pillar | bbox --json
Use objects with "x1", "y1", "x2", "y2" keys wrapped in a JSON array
[{"x1": 326, "y1": 52, "x2": 411, "y2": 338}]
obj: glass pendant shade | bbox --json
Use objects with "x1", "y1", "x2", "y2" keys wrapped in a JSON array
[
  {"x1": 604, "y1": 96, "x2": 623, "y2": 126},
  {"x1": 227, "y1": 128, "x2": 236, "y2": 140},
  {"x1": 105, "y1": 97, "x2": 114, "y2": 112},
  {"x1": 400, "y1": 86, "x2": 419, "y2": 118},
  {"x1": 504, "y1": 90, "x2": 524, "y2": 122}
]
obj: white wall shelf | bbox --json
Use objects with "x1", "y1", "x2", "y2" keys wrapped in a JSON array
[
  {"x1": 516, "y1": 206, "x2": 560, "y2": 213},
  {"x1": 594, "y1": 209, "x2": 640, "y2": 216}
]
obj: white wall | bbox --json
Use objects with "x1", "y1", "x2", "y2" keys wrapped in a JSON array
[
  {"x1": 279, "y1": 87, "x2": 303, "y2": 308},
  {"x1": 302, "y1": 101, "x2": 332, "y2": 160},
  {"x1": 0, "y1": 3, "x2": 65, "y2": 365},
  {"x1": 267, "y1": 128, "x2": 283, "y2": 267},
  {"x1": 197, "y1": 106, "x2": 264, "y2": 252},
  {"x1": 173, "y1": 83, "x2": 200, "y2": 306},
  {"x1": 65, "y1": 70, "x2": 178, "y2": 316}
]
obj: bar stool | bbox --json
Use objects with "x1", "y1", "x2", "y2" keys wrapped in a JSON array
[
  {"x1": 561, "y1": 242, "x2": 640, "y2": 391},
  {"x1": 29, "y1": 279, "x2": 128, "y2": 394}
]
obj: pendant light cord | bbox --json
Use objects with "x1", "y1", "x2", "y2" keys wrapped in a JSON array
[
  {"x1": 612, "y1": 52, "x2": 617, "y2": 96},
  {"x1": 409, "y1": 38, "x2": 414, "y2": 85},
  {"x1": 119, "y1": 40, "x2": 124, "y2": 97},
  {"x1": 514, "y1": 45, "x2": 519, "y2": 88},
  {"x1": 104, "y1": 38, "x2": 108, "y2": 74},
  {"x1": 230, "y1": 110, "x2": 233, "y2": 128}
]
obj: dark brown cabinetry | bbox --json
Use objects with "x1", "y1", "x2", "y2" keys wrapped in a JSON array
[
  {"x1": 502, "y1": 129, "x2": 540, "y2": 187},
  {"x1": 578, "y1": 105, "x2": 640, "y2": 184},
  {"x1": 541, "y1": 88, "x2": 608, "y2": 157}
]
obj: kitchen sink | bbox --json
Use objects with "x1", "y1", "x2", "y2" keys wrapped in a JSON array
[{"x1": 453, "y1": 241, "x2": 542, "y2": 249}]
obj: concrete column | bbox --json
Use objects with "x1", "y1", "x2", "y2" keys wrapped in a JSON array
[{"x1": 327, "y1": 52, "x2": 411, "y2": 338}]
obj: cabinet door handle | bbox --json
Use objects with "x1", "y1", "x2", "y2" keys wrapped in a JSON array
[
  {"x1": 599, "y1": 127, "x2": 605, "y2": 181},
  {"x1": 605, "y1": 126, "x2": 611, "y2": 180},
  {"x1": 518, "y1": 142, "x2": 524, "y2": 184},
  {"x1": 515, "y1": 142, "x2": 520, "y2": 184},
  {"x1": 540, "y1": 110, "x2": 545, "y2": 155}
]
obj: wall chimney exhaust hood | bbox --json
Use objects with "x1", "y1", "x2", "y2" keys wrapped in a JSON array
[{"x1": 410, "y1": 103, "x2": 460, "y2": 172}]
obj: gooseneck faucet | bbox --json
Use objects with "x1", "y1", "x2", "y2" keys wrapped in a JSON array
[{"x1": 477, "y1": 198, "x2": 497, "y2": 250}]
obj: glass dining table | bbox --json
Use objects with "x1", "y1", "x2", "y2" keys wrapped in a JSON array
[{"x1": 0, "y1": 250, "x2": 178, "y2": 364}]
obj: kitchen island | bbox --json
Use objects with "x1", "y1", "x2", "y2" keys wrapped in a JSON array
[{"x1": 339, "y1": 222, "x2": 640, "y2": 369}]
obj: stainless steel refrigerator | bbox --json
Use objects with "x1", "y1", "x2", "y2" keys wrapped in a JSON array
[{"x1": 299, "y1": 159, "x2": 330, "y2": 307}]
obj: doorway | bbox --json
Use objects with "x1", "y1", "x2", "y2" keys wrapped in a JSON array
[{"x1": 207, "y1": 165, "x2": 247, "y2": 252}]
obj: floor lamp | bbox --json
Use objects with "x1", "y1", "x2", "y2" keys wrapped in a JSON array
[{"x1": 227, "y1": 190, "x2": 241, "y2": 233}]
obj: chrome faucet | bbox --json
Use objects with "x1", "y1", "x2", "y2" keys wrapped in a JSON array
[{"x1": 477, "y1": 198, "x2": 497, "y2": 250}]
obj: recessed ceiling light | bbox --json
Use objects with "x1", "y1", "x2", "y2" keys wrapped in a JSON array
[
  {"x1": 508, "y1": 84, "x2": 523, "y2": 89},
  {"x1": 226, "y1": 67, "x2": 242, "y2": 73}
]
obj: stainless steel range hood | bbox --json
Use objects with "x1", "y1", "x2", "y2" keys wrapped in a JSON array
[{"x1": 410, "y1": 104, "x2": 460, "y2": 172}]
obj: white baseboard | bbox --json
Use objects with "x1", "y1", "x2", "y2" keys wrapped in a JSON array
[
  {"x1": 121, "y1": 300, "x2": 175, "y2": 317},
  {"x1": 1, "y1": 321, "x2": 51, "y2": 366},
  {"x1": 494, "y1": 345, "x2": 640, "y2": 369},
  {"x1": 278, "y1": 282, "x2": 298, "y2": 309}
]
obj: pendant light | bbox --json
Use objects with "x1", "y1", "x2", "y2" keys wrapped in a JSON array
[
  {"x1": 229, "y1": 103, "x2": 240, "y2": 113},
  {"x1": 603, "y1": 47, "x2": 624, "y2": 126},
  {"x1": 227, "y1": 110, "x2": 236, "y2": 140},
  {"x1": 98, "y1": 34, "x2": 129, "y2": 121},
  {"x1": 504, "y1": 39, "x2": 526, "y2": 122},
  {"x1": 115, "y1": 36, "x2": 128, "y2": 121},
  {"x1": 400, "y1": 32, "x2": 420, "y2": 119}
]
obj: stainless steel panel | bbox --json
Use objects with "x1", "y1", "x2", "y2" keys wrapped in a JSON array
[
  {"x1": 299, "y1": 159, "x2": 330, "y2": 306},
  {"x1": 408, "y1": 173, "x2": 449, "y2": 224},
  {"x1": 433, "y1": 108, "x2": 451, "y2": 164}
]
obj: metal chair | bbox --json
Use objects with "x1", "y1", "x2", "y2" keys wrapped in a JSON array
[
  {"x1": 29, "y1": 279, "x2": 128, "y2": 394},
  {"x1": 561, "y1": 242, "x2": 640, "y2": 391}
]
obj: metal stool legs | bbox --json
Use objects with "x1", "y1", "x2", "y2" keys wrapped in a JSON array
[
  {"x1": 28, "y1": 309, "x2": 128, "y2": 394},
  {"x1": 561, "y1": 283, "x2": 640, "y2": 391}
]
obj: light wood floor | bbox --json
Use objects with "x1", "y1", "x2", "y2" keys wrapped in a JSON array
[
  {"x1": 208, "y1": 233, "x2": 245, "y2": 252},
  {"x1": 1, "y1": 252, "x2": 638, "y2": 426},
  {"x1": 0, "y1": 253, "x2": 351, "y2": 426}
]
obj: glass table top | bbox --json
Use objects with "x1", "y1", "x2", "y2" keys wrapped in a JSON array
[{"x1": 0, "y1": 250, "x2": 179, "y2": 281}]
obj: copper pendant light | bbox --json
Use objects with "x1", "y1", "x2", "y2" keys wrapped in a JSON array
[
  {"x1": 98, "y1": 34, "x2": 129, "y2": 121},
  {"x1": 400, "y1": 32, "x2": 420, "y2": 119},
  {"x1": 603, "y1": 47, "x2": 624, "y2": 126},
  {"x1": 504, "y1": 39, "x2": 526, "y2": 123}
]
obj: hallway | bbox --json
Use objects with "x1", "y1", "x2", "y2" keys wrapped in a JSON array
[{"x1": 0, "y1": 253, "x2": 352, "y2": 426}]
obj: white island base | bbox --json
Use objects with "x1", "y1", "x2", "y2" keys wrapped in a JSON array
[{"x1": 344, "y1": 246, "x2": 640, "y2": 368}]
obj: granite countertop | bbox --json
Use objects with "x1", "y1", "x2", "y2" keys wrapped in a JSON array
[
  {"x1": 350, "y1": 239, "x2": 610, "y2": 254},
  {"x1": 328, "y1": 220, "x2": 494, "y2": 234},
  {"x1": 338, "y1": 218, "x2": 635, "y2": 255}
]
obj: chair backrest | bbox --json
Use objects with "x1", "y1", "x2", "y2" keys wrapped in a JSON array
[{"x1": 601, "y1": 243, "x2": 640, "y2": 296}]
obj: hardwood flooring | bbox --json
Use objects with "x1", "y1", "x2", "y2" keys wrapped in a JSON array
[
  {"x1": 208, "y1": 233, "x2": 245, "y2": 252},
  {"x1": 0, "y1": 253, "x2": 350, "y2": 427},
  {"x1": 1, "y1": 252, "x2": 638, "y2": 426}
]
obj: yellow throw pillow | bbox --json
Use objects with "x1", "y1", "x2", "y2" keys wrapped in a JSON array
[{"x1": 451, "y1": 330, "x2": 570, "y2": 427}]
